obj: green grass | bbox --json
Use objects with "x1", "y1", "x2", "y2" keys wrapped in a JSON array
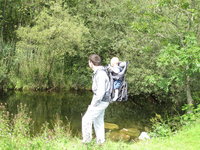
[
  {"x1": 0, "y1": 104, "x2": 200, "y2": 150},
  {"x1": 131, "y1": 120, "x2": 200, "y2": 150},
  {"x1": 0, "y1": 120, "x2": 199, "y2": 150}
]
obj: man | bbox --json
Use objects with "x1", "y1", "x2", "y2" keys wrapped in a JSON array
[{"x1": 82, "y1": 54, "x2": 110, "y2": 144}]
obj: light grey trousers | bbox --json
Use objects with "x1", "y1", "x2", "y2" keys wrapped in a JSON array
[{"x1": 82, "y1": 101, "x2": 109, "y2": 144}]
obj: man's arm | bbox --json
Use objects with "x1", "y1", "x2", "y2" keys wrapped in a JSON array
[{"x1": 91, "y1": 71, "x2": 107, "y2": 107}]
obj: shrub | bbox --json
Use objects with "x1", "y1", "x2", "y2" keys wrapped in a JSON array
[
  {"x1": 150, "y1": 104, "x2": 200, "y2": 138},
  {"x1": 150, "y1": 114, "x2": 172, "y2": 137},
  {"x1": 0, "y1": 103, "x2": 10, "y2": 138}
]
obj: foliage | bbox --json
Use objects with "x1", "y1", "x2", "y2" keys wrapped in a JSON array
[
  {"x1": 0, "y1": 104, "x2": 10, "y2": 138},
  {"x1": 16, "y1": 0, "x2": 89, "y2": 90},
  {"x1": 0, "y1": 103, "x2": 73, "y2": 149},
  {"x1": 0, "y1": 0, "x2": 200, "y2": 105},
  {"x1": 133, "y1": 119, "x2": 200, "y2": 150},
  {"x1": 150, "y1": 114, "x2": 172, "y2": 137},
  {"x1": 126, "y1": 0, "x2": 200, "y2": 103},
  {"x1": 12, "y1": 104, "x2": 32, "y2": 138},
  {"x1": 0, "y1": 103, "x2": 200, "y2": 149},
  {"x1": 0, "y1": 43, "x2": 16, "y2": 91},
  {"x1": 150, "y1": 104, "x2": 200, "y2": 138},
  {"x1": 157, "y1": 35, "x2": 200, "y2": 91},
  {"x1": 181, "y1": 104, "x2": 200, "y2": 123}
]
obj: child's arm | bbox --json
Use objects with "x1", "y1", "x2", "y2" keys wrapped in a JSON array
[
  {"x1": 110, "y1": 66, "x2": 120, "y2": 74},
  {"x1": 119, "y1": 61, "x2": 127, "y2": 67}
]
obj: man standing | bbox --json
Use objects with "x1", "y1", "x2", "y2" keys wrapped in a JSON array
[{"x1": 82, "y1": 54, "x2": 110, "y2": 144}]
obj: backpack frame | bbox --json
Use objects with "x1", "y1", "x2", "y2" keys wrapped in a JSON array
[{"x1": 105, "y1": 62, "x2": 128, "y2": 103}]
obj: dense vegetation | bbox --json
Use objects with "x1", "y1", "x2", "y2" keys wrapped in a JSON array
[{"x1": 1, "y1": 0, "x2": 200, "y2": 106}]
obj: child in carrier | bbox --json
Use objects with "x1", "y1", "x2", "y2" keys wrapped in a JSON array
[{"x1": 109, "y1": 57, "x2": 126, "y2": 101}]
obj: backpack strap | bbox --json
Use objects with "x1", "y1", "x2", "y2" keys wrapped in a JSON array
[{"x1": 94, "y1": 68, "x2": 112, "y2": 102}]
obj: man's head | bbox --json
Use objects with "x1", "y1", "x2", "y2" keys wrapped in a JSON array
[
  {"x1": 110, "y1": 57, "x2": 119, "y2": 67},
  {"x1": 88, "y1": 54, "x2": 101, "y2": 69}
]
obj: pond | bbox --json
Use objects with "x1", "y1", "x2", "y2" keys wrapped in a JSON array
[{"x1": 0, "y1": 91, "x2": 170, "y2": 140}]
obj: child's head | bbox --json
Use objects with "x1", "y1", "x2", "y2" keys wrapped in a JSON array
[{"x1": 110, "y1": 57, "x2": 119, "y2": 67}]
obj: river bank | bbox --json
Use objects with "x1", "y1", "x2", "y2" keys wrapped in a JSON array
[
  {"x1": 0, "y1": 102, "x2": 199, "y2": 150},
  {"x1": 0, "y1": 91, "x2": 176, "y2": 137},
  {"x1": 0, "y1": 115, "x2": 199, "y2": 150}
]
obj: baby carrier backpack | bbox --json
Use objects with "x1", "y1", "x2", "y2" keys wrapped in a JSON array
[{"x1": 105, "y1": 62, "x2": 128, "y2": 103}]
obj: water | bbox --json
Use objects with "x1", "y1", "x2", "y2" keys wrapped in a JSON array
[{"x1": 0, "y1": 91, "x2": 166, "y2": 137}]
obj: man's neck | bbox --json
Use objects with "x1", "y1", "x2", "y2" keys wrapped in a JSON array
[{"x1": 93, "y1": 65, "x2": 102, "y2": 72}]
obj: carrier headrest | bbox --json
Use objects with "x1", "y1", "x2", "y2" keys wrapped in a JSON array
[{"x1": 118, "y1": 62, "x2": 128, "y2": 75}]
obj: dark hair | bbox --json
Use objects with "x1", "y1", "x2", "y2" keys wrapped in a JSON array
[{"x1": 89, "y1": 54, "x2": 101, "y2": 66}]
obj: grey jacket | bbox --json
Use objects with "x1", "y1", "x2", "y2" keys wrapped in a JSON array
[{"x1": 91, "y1": 66, "x2": 110, "y2": 106}]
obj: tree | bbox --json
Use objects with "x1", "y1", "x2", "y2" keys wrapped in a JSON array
[
  {"x1": 0, "y1": 0, "x2": 52, "y2": 91},
  {"x1": 16, "y1": 0, "x2": 88, "y2": 90},
  {"x1": 127, "y1": 0, "x2": 200, "y2": 103},
  {"x1": 157, "y1": 35, "x2": 200, "y2": 105}
]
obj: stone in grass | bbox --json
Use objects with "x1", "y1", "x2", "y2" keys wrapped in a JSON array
[
  {"x1": 105, "y1": 122, "x2": 119, "y2": 130},
  {"x1": 106, "y1": 131, "x2": 131, "y2": 142},
  {"x1": 138, "y1": 132, "x2": 150, "y2": 140},
  {"x1": 120, "y1": 128, "x2": 140, "y2": 138}
]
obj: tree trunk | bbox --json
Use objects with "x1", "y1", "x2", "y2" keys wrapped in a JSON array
[
  {"x1": 0, "y1": 0, "x2": 7, "y2": 44},
  {"x1": 46, "y1": 57, "x2": 54, "y2": 87},
  {"x1": 186, "y1": 75, "x2": 194, "y2": 113}
]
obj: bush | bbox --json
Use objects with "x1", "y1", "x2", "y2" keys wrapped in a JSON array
[
  {"x1": 0, "y1": 104, "x2": 10, "y2": 138},
  {"x1": 181, "y1": 104, "x2": 200, "y2": 124},
  {"x1": 150, "y1": 104, "x2": 200, "y2": 138},
  {"x1": 150, "y1": 114, "x2": 172, "y2": 137},
  {"x1": 12, "y1": 104, "x2": 32, "y2": 138}
]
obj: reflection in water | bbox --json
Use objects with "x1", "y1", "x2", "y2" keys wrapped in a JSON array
[{"x1": 0, "y1": 91, "x2": 165, "y2": 137}]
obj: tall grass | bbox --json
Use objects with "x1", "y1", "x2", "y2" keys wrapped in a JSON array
[
  {"x1": 0, "y1": 103, "x2": 73, "y2": 150},
  {"x1": 0, "y1": 103, "x2": 199, "y2": 150},
  {"x1": 0, "y1": 103, "x2": 10, "y2": 138}
]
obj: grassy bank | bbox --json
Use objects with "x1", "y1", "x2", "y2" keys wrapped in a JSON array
[
  {"x1": 0, "y1": 120, "x2": 199, "y2": 150},
  {"x1": 131, "y1": 120, "x2": 200, "y2": 150},
  {"x1": 0, "y1": 104, "x2": 200, "y2": 150}
]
